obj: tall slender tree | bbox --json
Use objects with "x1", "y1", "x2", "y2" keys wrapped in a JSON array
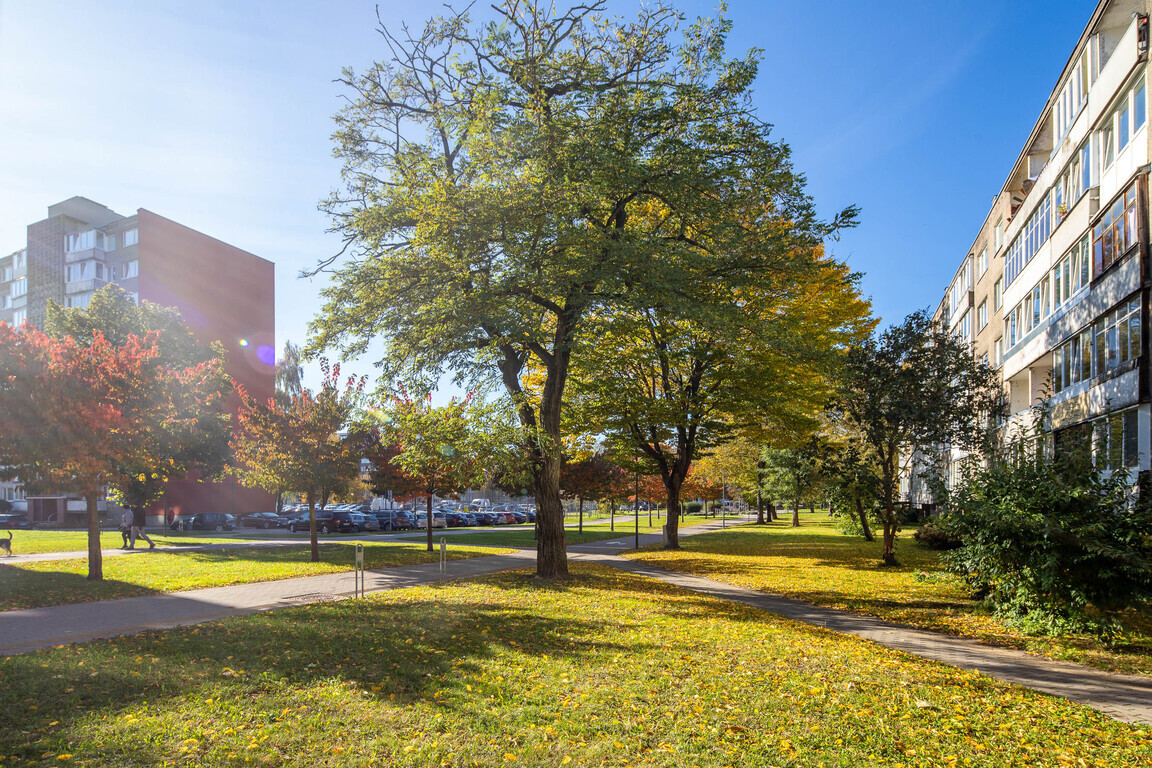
[
  {"x1": 833, "y1": 310, "x2": 1002, "y2": 565},
  {"x1": 308, "y1": 1, "x2": 857, "y2": 577},
  {"x1": 232, "y1": 361, "x2": 365, "y2": 562}
]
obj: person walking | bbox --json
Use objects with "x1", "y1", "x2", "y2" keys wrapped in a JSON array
[
  {"x1": 119, "y1": 509, "x2": 132, "y2": 548},
  {"x1": 126, "y1": 509, "x2": 155, "y2": 550}
]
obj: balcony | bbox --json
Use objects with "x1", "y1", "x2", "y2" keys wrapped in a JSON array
[
  {"x1": 64, "y1": 247, "x2": 110, "y2": 265},
  {"x1": 64, "y1": 278, "x2": 107, "y2": 295}
]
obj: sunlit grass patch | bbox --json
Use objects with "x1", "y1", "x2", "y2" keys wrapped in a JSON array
[
  {"x1": 0, "y1": 564, "x2": 1148, "y2": 766},
  {"x1": 627, "y1": 514, "x2": 1152, "y2": 675},
  {"x1": 0, "y1": 542, "x2": 512, "y2": 611},
  {"x1": 0, "y1": 529, "x2": 255, "y2": 555}
]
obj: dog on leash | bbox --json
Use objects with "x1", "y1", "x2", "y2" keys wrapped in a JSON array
[{"x1": 0, "y1": 531, "x2": 11, "y2": 556}]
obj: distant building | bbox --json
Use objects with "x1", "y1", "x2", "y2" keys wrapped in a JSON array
[
  {"x1": 0, "y1": 196, "x2": 276, "y2": 525},
  {"x1": 914, "y1": 1, "x2": 1152, "y2": 502}
]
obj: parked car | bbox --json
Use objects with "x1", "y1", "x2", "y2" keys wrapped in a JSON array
[
  {"x1": 177, "y1": 512, "x2": 235, "y2": 531},
  {"x1": 412, "y1": 511, "x2": 448, "y2": 529},
  {"x1": 349, "y1": 513, "x2": 380, "y2": 532},
  {"x1": 470, "y1": 511, "x2": 495, "y2": 526},
  {"x1": 374, "y1": 510, "x2": 416, "y2": 531},
  {"x1": 289, "y1": 511, "x2": 335, "y2": 533},
  {"x1": 240, "y1": 511, "x2": 286, "y2": 529},
  {"x1": 0, "y1": 513, "x2": 34, "y2": 530},
  {"x1": 444, "y1": 511, "x2": 471, "y2": 527}
]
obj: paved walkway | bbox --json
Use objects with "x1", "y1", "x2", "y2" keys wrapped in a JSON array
[{"x1": 3, "y1": 514, "x2": 1150, "y2": 727}]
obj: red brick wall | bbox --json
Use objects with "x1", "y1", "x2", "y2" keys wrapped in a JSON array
[{"x1": 136, "y1": 210, "x2": 277, "y2": 518}]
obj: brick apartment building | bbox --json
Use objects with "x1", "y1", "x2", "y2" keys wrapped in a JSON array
[{"x1": 0, "y1": 196, "x2": 276, "y2": 525}]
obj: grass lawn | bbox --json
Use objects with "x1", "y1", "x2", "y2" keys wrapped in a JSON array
[
  {"x1": 439, "y1": 515, "x2": 711, "y2": 548},
  {"x1": 0, "y1": 542, "x2": 511, "y2": 612},
  {"x1": 0, "y1": 529, "x2": 265, "y2": 555},
  {"x1": 0, "y1": 564, "x2": 1148, "y2": 767},
  {"x1": 626, "y1": 513, "x2": 1152, "y2": 676}
]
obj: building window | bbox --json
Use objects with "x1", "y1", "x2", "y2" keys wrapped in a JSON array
[
  {"x1": 1093, "y1": 182, "x2": 1139, "y2": 276},
  {"x1": 66, "y1": 293, "x2": 93, "y2": 310},
  {"x1": 977, "y1": 299, "x2": 988, "y2": 330},
  {"x1": 1136, "y1": 78, "x2": 1147, "y2": 133},
  {"x1": 102, "y1": 233, "x2": 115, "y2": 252},
  {"x1": 949, "y1": 258, "x2": 972, "y2": 320},
  {"x1": 65, "y1": 230, "x2": 96, "y2": 253},
  {"x1": 994, "y1": 337, "x2": 1003, "y2": 367},
  {"x1": 1053, "y1": 234, "x2": 1090, "y2": 310},
  {"x1": 978, "y1": 247, "x2": 988, "y2": 276},
  {"x1": 1101, "y1": 120, "x2": 1115, "y2": 168},
  {"x1": 13, "y1": 251, "x2": 24, "y2": 271},
  {"x1": 11, "y1": 277, "x2": 26, "y2": 298},
  {"x1": 11, "y1": 308, "x2": 26, "y2": 325},
  {"x1": 1005, "y1": 191, "x2": 1052, "y2": 286},
  {"x1": 123, "y1": 229, "x2": 138, "y2": 247},
  {"x1": 993, "y1": 278, "x2": 1002, "y2": 311},
  {"x1": 1054, "y1": 295, "x2": 1141, "y2": 393},
  {"x1": 120, "y1": 260, "x2": 139, "y2": 279}
]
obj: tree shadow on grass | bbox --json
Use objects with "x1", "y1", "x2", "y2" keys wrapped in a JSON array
[
  {"x1": 0, "y1": 562, "x2": 160, "y2": 611},
  {"x1": 0, "y1": 573, "x2": 659, "y2": 764}
]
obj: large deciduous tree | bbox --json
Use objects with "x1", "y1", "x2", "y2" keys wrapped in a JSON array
[
  {"x1": 44, "y1": 285, "x2": 232, "y2": 531},
  {"x1": 833, "y1": 310, "x2": 1002, "y2": 565},
  {"x1": 232, "y1": 362, "x2": 365, "y2": 562},
  {"x1": 0, "y1": 322, "x2": 223, "y2": 580},
  {"x1": 308, "y1": 1, "x2": 858, "y2": 578}
]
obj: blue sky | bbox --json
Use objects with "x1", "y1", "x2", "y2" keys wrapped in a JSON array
[{"x1": 0, "y1": 0, "x2": 1094, "y2": 391}]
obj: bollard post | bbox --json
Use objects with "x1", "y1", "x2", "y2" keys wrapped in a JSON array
[
  {"x1": 354, "y1": 542, "x2": 364, "y2": 598},
  {"x1": 439, "y1": 537, "x2": 447, "y2": 578}
]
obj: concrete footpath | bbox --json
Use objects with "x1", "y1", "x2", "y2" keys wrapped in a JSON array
[{"x1": 3, "y1": 515, "x2": 1151, "y2": 726}]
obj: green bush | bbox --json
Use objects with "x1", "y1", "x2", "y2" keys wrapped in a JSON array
[
  {"x1": 684, "y1": 502, "x2": 703, "y2": 515},
  {"x1": 912, "y1": 520, "x2": 961, "y2": 550},
  {"x1": 937, "y1": 441, "x2": 1152, "y2": 638}
]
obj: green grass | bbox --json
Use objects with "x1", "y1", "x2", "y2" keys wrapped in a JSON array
[
  {"x1": 439, "y1": 515, "x2": 710, "y2": 548},
  {"x1": 0, "y1": 542, "x2": 511, "y2": 612},
  {"x1": 0, "y1": 529, "x2": 264, "y2": 555},
  {"x1": 626, "y1": 513, "x2": 1152, "y2": 676},
  {"x1": 0, "y1": 564, "x2": 1148, "y2": 766}
]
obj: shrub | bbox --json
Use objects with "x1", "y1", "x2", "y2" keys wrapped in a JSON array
[
  {"x1": 684, "y1": 502, "x2": 703, "y2": 515},
  {"x1": 937, "y1": 436, "x2": 1152, "y2": 638},
  {"x1": 912, "y1": 520, "x2": 961, "y2": 550}
]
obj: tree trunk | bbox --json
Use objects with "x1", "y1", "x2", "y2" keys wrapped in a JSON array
[
  {"x1": 755, "y1": 488, "x2": 765, "y2": 525},
  {"x1": 855, "y1": 496, "x2": 874, "y2": 542},
  {"x1": 663, "y1": 476, "x2": 683, "y2": 550},
  {"x1": 881, "y1": 457, "x2": 897, "y2": 565},
  {"x1": 881, "y1": 517, "x2": 896, "y2": 565},
  {"x1": 768, "y1": 501, "x2": 777, "y2": 521},
  {"x1": 791, "y1": 495, "x2": 800, "y2": 527},
  {"x1": 578, "y1": 496, "x2": 583, "y2": 533},
  {"x1": 86, "y1": 492, "x2": 102, "y2": 581},
  {"x1": 611, "y1": 504, "x2": 615, "y2": 532},
  {"x1": 426, "y1": 494, "x2": 434, "y2": 552},
  {"x1": 307, "y1": 491, "x2": 319, "y2": 562},
  {"x1": 533, "y1": 449, "x2": 568, "y2": 578}
]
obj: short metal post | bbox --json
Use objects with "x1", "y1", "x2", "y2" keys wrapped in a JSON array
[
  {"x1": 354, "y1": 543, "x2": 364, "y2": 598},
  {"x1": 439, "y1": 537, "x2": 447, "y2": 577}
]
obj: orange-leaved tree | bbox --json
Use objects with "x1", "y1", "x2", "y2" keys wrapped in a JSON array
[{"x1": 232, "y1": 360, "x2": 365, "y2": 562}]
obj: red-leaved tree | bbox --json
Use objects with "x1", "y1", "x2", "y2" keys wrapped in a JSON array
[
  {"x1": 0, "y1": 323, "x2": 222, "y2": 580},
  {"x1": 232, "y1": 361, "x2": 365, "y2": 562}
]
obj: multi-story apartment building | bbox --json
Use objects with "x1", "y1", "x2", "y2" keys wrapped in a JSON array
[
  {"x1": 0, "y1": 196, "x2": 276, "y2": 525},
  {"x1": 919, "y1": 0, "x2": 1152, "y2": 497}
]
